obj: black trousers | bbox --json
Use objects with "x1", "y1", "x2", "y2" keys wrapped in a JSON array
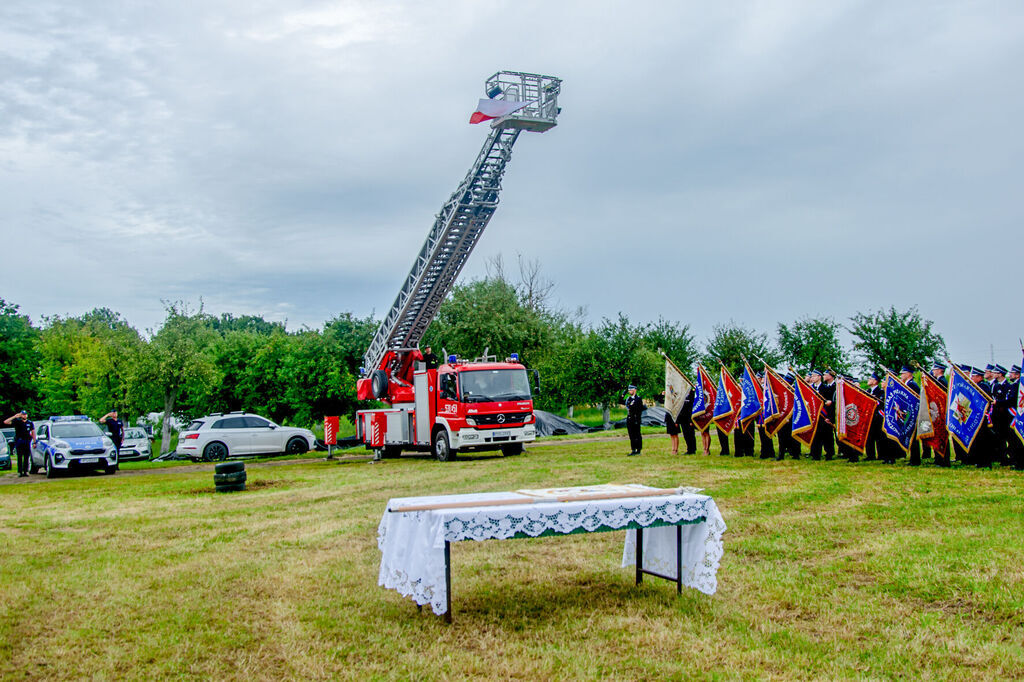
[
  {"x1": 734, "y1": 426, "x2": 754, "y2": 457},
  {"x1": 15, "y1": 440, "x2": 30, "y2": 474},
  {"x1": 810, "y1": 424, "x2": 834, "y2": 460},
  {"x1": 908, "y1": 439, "x2": 921, "y2": 466},
  {"x1": 717, "y1": 429, "x2": 730, "y2": 455},
  {"x1": 775, "y1": 422, "x2": 799, "y2": 460},
  {"x1": 627, "y1": 421, "x2": 642, "y2": 453},
  {"x1": 758, "y1": 426, "x2": 775, "y2": 459},
  {"x1": 1009, "y1": 432, "x2": 1024, "y2": 470},
  {"x1": 680, "y1": 417, "x2": 696, "y2": 454}
]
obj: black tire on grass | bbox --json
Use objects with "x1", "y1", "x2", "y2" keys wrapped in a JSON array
[
  {"x1": 215, "y1": 482, "x2": 246, "y2": 493},
  {"x1": 214, "y1": 471, "x2": 247, "y2": 485},
  {"x1": 215, "y1": 461, "x2": 245, "y2": 474}
]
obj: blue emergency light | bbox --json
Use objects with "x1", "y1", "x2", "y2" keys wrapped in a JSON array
[
  {"x1": 510, "y1": 353, "x2": 519, "y2": 362},
  {"x1": 52, "y1": 415, "x2": 89, "y2": 422},
  {"x1": 448, "y1": 354, "x2": 458, "y2": 364}
]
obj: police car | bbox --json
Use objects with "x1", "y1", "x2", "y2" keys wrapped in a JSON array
[{"x1": 30, "y1": 416, "x2": 119, "y2": 477}]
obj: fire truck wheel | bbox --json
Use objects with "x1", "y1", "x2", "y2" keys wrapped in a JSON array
[
  {"x1": 371, "y1": 369, "x2": 389, "y2": 399},
  {"x1": 501, "y1": 443, "x2": 524, "y2": 456},
  {"x1": 433, "y1": 430, "x2": 455, "y2": 462}
]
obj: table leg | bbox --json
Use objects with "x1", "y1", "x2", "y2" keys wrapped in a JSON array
[
  {"x1": 676, "y1": 524, "x2": 683, "y2": 594},
  {"x1": 635, "y1": 527, "x2": 643, "y2": 586},
  {"x1": 444, "y1": 540, "x2": 452, "y2": 624}
]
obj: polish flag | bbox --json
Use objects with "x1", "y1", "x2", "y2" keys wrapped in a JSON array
[{"x1": 469, "y1": 99, "x2": 529, "y2": 124}]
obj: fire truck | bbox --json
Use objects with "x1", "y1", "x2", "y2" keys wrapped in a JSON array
[{"x1": 355, "y1": 71, "x2": 561, "y2": 461}]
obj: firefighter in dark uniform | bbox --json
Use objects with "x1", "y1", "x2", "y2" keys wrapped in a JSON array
[
  {"x1": 4, "y1": 410, "x2": 35, "y2": 477},
  {"x1": 921, "y1": 362, "x2": 948, "y2": 463},
  {"x1": 810, "y1": 369, "x2": 835, "y2": 461},
  {"x1": 775, "y1": 373, "x2": 800, "y2": 460},
  {"x1": 421, "y1": 345, "x2": 439, "y2": 370},
  {"x1": 969, "y1": 367, "x2": 992, "y2": 468},
  {"x1": 899, "y1": 366, "x2": 922, "y2": 466},
  {"x1": 865, "y1": 372, "x2": 884, "y2": 461},
  {"x1": 990, "y1": 364, "x2": 1011, "y2": 466},
  {"x1": 679, "y1": 386, "x2": 697, "y2": 455},
  {"x1": 1007, "y1": 364, "x2": 1023, "y2": 470},
  {"x1": 625, "y1": 384, "x2": 644, "y2": 456}
]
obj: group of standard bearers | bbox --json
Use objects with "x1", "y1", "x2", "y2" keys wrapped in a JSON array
[{"x1": 637, "y1": 360, "x2": 1022, "y2": 468}]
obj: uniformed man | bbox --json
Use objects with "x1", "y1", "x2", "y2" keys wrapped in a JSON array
[
  {"x1": 899, "y1": 366, "x2": 922, "y2": 466},
  {"x1": 1007, "y1": 364, "x2": 1023, "y2": 470},
  {"x1": 421, "y1": 345, "x2": 439, "y2": 370},
  {"x1": 775, "y1": 373, "x2": 800, "y2": 460},
  {"x1": 625, "y1": 384, "x2": 644, "y2": 456},
  {"x1": 990, "y1": 364, "x2": 1011, "y2": 466},
  {"x1": 969, "y1": 366, "x2": 992, "y2": 468},
  {"x1": 810, "y1": 369, "x2": 835, "y2": 461},
  {"x1": 734, "y1": 418, "x2": 755, "y2": 457},
  {"x1": 99, "y1": 410, "x2": 124, "y2": 457},
  {"x1": 3, "y1": 410, "x2": 35, "y2": 477},
  {"x1": 921, "y1": 362, "x2": 948, "y2": 463},
  {"x1": 679, "y1": 386, "x2": 697, "y2": 455},
  {"x1": 865, "y1": 372, "x2": 884, "y2": 462}
]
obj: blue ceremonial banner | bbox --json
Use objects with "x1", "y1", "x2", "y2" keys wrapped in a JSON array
[
  {"x1": 947, "y1": 364, "x2": 994, "y2": 451},
  {"x1": 693, "y1": 364, "x2": 710, "y2": 417},
  {"x1": 739, "y1": 364, "x2": 762, "y2": 427},
  {"x1": 713, "y1": 373, "x2": 733, "y2": 421},
  {"x1": 761, "y1": 372, "x2": 778, "y2": 423},
  {"x1": 883, "y1": 371, "x2": 920, "y2": 454}
]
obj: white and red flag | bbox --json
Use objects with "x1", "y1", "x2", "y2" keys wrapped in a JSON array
[{"x1": 469, "y1": 99, "x2": 529, "y2": 124}]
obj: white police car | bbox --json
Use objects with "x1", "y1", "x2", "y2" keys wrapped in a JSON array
[{"x1": 30, "y1": 416, "x2": 118, "y2": 477}]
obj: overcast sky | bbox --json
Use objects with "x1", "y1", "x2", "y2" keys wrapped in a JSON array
[{"x1": 2, "y1": 1, "x2": 1022, "y2": 364}]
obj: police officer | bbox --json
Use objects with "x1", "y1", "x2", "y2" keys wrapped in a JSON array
[
  {"x1": 810, "y1": 369, "x2": 835, "y2": 461},
  {"x1": 865, "y1": 372, "x2": 884, "y2": 462},
  {"x1": 99, "y1": 411, "x2": 124, "y2": 457},
  {"x1": 4, "y1": 410, "x2": 35, "y2": 477},
  {"x1": 625, "y1": 384, "x2": 644, "y2": 456}
]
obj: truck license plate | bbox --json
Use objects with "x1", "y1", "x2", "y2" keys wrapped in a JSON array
[
  {"x1": 493, "y1": 431, "x2": 510, "y2": 438},
  {"x1": 79, "y1": 457, "x2": 98, "y2": 463}
]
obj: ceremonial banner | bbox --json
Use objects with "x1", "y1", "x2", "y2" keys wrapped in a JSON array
[
  {"x1": 946, "y1": 364, "x2": 994, "y2": 451},
  {"x1": 691, "y1": 365, "x2": 717, "y2": 433},
  {"x1": 791, "y1": 374, "x2": 824, "y2": 447},
  {"x1": 917, "y1": 373, "x2": 949, "y2": 458},
  {"x1": 763, "y1": 367, "x2": 796, "y2": 437},
  {"x1": 883, "y1": 371, "x2": 920, "y2": 454},
  {"x1": 738, "y1": 362, "x2": 764, "y2": 428},
  {"x1": 712, "y1": 366, "x2": 742, "y2": 435},
  {"x1": 664, "y1": 358, "x2": 694, "y2": 422},
  {"x1": 835, "y1": 378, "x2": 878, "y2": 454}
]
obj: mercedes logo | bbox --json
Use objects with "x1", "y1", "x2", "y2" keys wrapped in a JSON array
[{"x1": 496, "y1": 414, "x2": 506, "y2": 424}]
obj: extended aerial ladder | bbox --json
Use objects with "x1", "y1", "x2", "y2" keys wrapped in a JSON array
[{"x1": 359, "y1": 71, "x2": 561, "y2": 402}]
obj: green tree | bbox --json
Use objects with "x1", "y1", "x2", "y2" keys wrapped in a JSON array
[
  {"x1": 0, "y1": 299, "x2": 41, "y2": 416},
  {"x1": 137, "y1": 302, "x2": 219, "y2": 454},
  {"x1": 777, "y1": 316, "x2": 847, "y2": 374},
  {"x1": 702, "y1": 321, "x2": 779, "y2": 379},
  {"x1": 847, "y1": 306, "x2": 946, "y2": 374},
  {"x1": 645, "y1": 317, "x2": 698, "y2": 377}
]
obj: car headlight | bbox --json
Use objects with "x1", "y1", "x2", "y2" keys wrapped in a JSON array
[
  {"x1": 53, "y1": 440, "x2": 70, "y2": 450},
  {"x1": 465, "y1": 417, "x2": 477, "y2": 426},
  {"x1": 103, "y1": 437, "x2": 113, "y2": 447}
]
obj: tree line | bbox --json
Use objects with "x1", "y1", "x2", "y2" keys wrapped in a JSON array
[{"x1": 0, "y1": 258, "x2": 945, "y2": 443}]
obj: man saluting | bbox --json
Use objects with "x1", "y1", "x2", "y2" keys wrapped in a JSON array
[{"x1": 625, "y1": 384, "x2": 644, "y2": 456}]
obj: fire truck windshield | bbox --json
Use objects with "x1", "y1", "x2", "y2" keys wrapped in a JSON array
[{"x1": 459, "y1": 369, "x2": 531, "y2": 403}]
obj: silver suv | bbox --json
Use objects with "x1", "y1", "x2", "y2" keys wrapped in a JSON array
[{"x1": 176, "y1": 412, "x2": 317, "y2": 461}]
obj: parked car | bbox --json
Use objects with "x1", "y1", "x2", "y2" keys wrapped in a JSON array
[
  {"x1": 30, "y1": 416, "x2": 118, "y2": 477},
  {"x1": 118, "y1": 427, "x2": 154, "y2": 461},
  {"x1": 1, "y1": 427, "x2": 13, "y2": 470},
  {"x1": 175, "y1": 412, "x2": 317, "y2": 461}
]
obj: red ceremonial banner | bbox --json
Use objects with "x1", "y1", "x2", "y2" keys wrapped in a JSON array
[
  {"x1": 764, "y1": 368, "x2": 795, "y2": 437},
  {"x1": 692, "y1": 365, "x2": 717, "y2": 433},
  {"x1": 712, "y1": 366, "x2": 743, "y2": 435},
  {"x1": 836, "y1": 379, "x2": 879, "y2": 454},
  {"x1": 917, "y1": 374, "x2": 949, "y2": 458}
]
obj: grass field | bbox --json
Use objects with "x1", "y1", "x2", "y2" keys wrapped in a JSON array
[{"x1": 2, "y1": 433, "x2": 1024, "y2": 680}]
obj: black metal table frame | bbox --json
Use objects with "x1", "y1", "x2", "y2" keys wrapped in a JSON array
[{"x1": 424, "y1": 523, "x2": 686, "y2": 623}]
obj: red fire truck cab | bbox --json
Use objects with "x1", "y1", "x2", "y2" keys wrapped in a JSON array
[{"x1": 356, "y1": 356, "x2": 538, "y2": 461}]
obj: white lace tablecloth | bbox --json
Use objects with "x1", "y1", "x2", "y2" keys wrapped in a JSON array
[{"x1": 377, "y1": 488, "x2": 726, "y2": 615}]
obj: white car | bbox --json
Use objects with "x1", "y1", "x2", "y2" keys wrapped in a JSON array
[
  {"x1": 176, "y1": 412, "x2": 317, "y2": 461},
  {"x1": 118, "y1": 427, "x2": 154, "y2": 461},
  {"x1": 31, "y1": 416, "x2": 119, "y2": 477}
]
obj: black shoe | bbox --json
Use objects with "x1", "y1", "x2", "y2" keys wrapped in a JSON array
[
  {"x1": 628, "y1": 451, "x2": 639, "y2": 456},
  {"x1": 684, "y1": 451, "x2": 696, "y2": 455},
  {"x1": 18, "y1": 473, "x2": 27, "y2": 477}
]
